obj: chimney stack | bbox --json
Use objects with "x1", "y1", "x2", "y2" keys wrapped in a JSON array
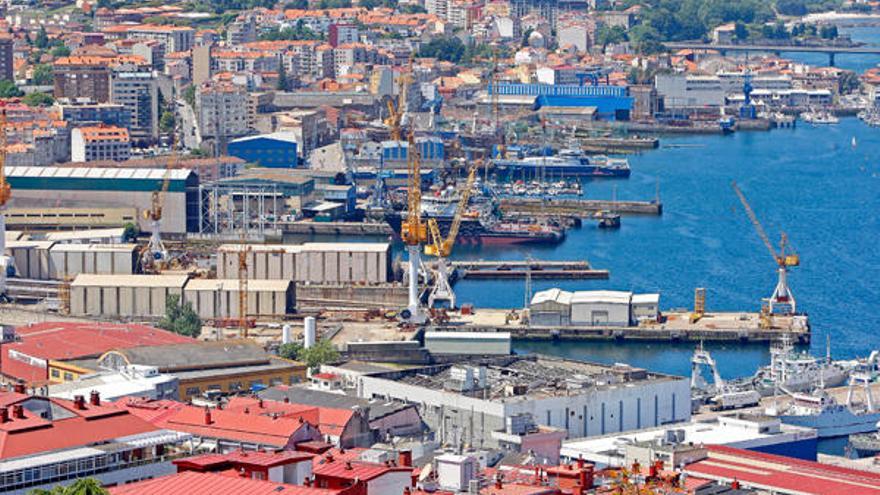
[
  {"x1": 0, "y1": 407, "x2": 8, "y2": 423},
  {"x1": 73, "y1": 395, "x2": 86, "y2": 410},
  {"x1": 283, "y1": 397, "x2": 290, "y2": 403},
  {"x1": 398, "y1": 450, "x2": 412, "y2": 467},
  {"x1": 495, "y1": 476, "x2": 503, "y2": 489},
  {"x1": 90, "y1": 390, "x2": 100, "y2": 406},
  {"x1": 12, "y1": 404, "x2": 24, "y2": 419},
  {"x1": 204, "y1": 407, "x2": 213, "y2": 425},
  {"x1": 13, "y1": 382, "x2": 25, "y2": 394}
]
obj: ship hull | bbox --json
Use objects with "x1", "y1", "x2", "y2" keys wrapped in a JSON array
[
  {"x1": 385, "y1": 212, "x2": 564, "y2": 245},
  {"x1": 779, "y1": 411, "x2": 880, "y2": 438},
  {"x1": 493, "y1": 162, "x2": 631, "y2": 178}
]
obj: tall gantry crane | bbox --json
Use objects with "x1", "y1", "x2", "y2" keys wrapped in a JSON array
[
  {"x1": 384, "y1": 66, "x2": 412, "y2": 142},
  {"x1": 400, "y1": 131, "x2": 428, "y2": 324},
  {"x1": 425, "y1": 164, "x2": 477, "y2": 308},
  {"x1": 0, "y1": 106, "x2": 12, "y2": 297},
  {"x1": 732, "y1": 181, "x2": 800, "y2": 315}
]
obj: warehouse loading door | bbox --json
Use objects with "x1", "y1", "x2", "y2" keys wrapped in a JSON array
[{"x1": 591, "y1": 311, "x2": 609, "y2": 325}]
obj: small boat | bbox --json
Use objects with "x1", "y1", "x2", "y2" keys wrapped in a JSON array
[
  {"x1": 595, "y1": 210, "x2": 620, "y2": 229},
  {"x1": 852, "y1": 136, "x2": 858, "y2": 148},
  {"x1": 801, "y1": 110, "x2": 839, "y2": 125}
]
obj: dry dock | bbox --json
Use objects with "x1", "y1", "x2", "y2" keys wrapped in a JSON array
[{"x1": 432, "y1": 309, "x2": 809, "y2": 343}]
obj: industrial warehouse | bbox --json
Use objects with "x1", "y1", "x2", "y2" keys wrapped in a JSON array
[{"x1": 354, "y1": 355, "x2": 690, "y2": 448}]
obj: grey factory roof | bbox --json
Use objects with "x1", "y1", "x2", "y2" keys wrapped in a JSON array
[
  {"x1": 173, "y1": 360, "x2": 299, "y2": 381},
  {"x1": 392, "y1": 355, "x2": 665, "y2": 402},
  {"x1": 105, "y1": 340, "x2": 274, "y2": 371},
  {"x1": 6, "y1": 166, "x2": 193, "y2": 181},
  {"x1": 49, "y1": 243, "x2": 137, "y2": 253},
  {"x1": 258, "y1": 386, "x2": 413, "y2": 421},
  {"x1": 184, "y1": 279, "x2": 293, "y2": 292},
  {"x1": 71, "y1": 274, "x2": 190, "y2": 288}
]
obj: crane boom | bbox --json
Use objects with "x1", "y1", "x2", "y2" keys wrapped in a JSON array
[
  {"x1": 731, "y1": 181, "x2": 778, "y2": 265},
  {"x1": 426, "y1": 165, "x2": 477, "y2": 258}
]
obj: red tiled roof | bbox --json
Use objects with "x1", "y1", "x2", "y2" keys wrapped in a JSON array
[
  {"x1": 109, "y1": 470, "x2": 343, "y2": 495},
  {"x1": 311, "y1": 448, "x2": 367, "y2": 469},
  {"x1": 313, "y1": 459, "x2": 413, "y2": 482},
  {"x1": 685, "y1": 445, "x2": 880, "y2": 495},
  {"x1": 1, "y1": 322, "x2": 192, "y2": 384},
  {"x1": 176, "y1": 450, "x2": 314, "y2": 470},
  {"x1": 119, "y1": 399, "x2": 317, "y2": 448},
  {"x1": 225, "y1": 397, "x2": 353, "y2": 438},
  {"x1": 0, "y1": 392, "x2": 157, "y2": 459}
]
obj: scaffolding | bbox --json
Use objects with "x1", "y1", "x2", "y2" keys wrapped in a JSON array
[{"x1": 198, "y1": 183, "x2": 282, "y2": 237}]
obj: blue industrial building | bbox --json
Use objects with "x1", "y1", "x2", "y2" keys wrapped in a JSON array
[
  {"x1": 228, "y1": 132, "x2": 299, "y2": 168},
  {"x1": 381, "y1": 136, "x2": 444, "y2": 162},
  {"x1": 490, "y1": 83, "x2": 633, "y2": 121}
]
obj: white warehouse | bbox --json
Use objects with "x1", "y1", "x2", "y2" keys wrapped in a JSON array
[
  {"x1": 355, "y1": 355, "x2": 690, "y2": 448},
  {"x1": 529, "y1": 289, "x2": 660, "y2": 327}
]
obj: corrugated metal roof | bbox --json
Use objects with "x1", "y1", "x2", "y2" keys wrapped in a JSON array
[
  {"x1": 570, "y1": 290, "x2": 632, "y2": 304},
  {"x1": 50, "y1": 243, "x2": 137, "y2": 253},
  {"x1": 71, "y1": 274, "x2": 191, "y2": 288},
  {"x1": 6, "y1": 166, "x2": 193, "y2": 181},
  {"x1": 184, "y1": 279, "x2": 293, "y2": 292},
  {"x1": 301, "y1": 242, "x2": 389, "y2": 253},
  {"x1": 631, "y1": 293, "x2": 660, "y2": 304}
]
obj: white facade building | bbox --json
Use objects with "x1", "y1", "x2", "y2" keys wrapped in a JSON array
[{"x1": 356, "y1": 356, "x2": 691, "y2": 448}]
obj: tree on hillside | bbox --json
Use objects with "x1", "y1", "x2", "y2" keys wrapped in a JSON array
[
  {"x1": 158, "y1": 295, "x2": 202, "y2": 338},
  {"x1": 32, "y1": 64, "x2": 53, "y2": 85},
  {"x1": 22, "y1": 92, "x2": 54, "y2": 107},
  {"x1": 299, "y1": 339, "x2": 339, "y2": 370},
  {"x1": 278, "y1": 342, "x2": 304, "y2": 360},
  {"x1": 0, "y1": 80, "x2": 23, "y2": 98}
]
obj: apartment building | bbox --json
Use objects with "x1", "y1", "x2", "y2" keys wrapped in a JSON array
[{"x1": 71, "y1": 125, "x2": 132, "y2": 162}]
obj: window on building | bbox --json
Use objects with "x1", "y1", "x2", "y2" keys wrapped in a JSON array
[
  {"x1": 51, "y1": 369, "x2": 60, "y2": 378},
  {"x1": 63, "y1": 372, "x2": 74, "y2": 381},
  {"x1": 185, "y1": 387, "x2": 200, "y2": 396},
  {"x1": 229, "y1": 382, "x2": 243, "y2": 391}
]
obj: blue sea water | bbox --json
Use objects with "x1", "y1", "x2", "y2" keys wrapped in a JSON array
[
  {"x1": 447, "y1": 26, "x2": 880, "y2": 381},
  {"x1": 452, "y1": 117, "x2": 880, "y2": 380}
]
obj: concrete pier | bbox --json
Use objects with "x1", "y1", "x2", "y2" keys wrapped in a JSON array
[
  {"x1": 434, "y1": 309, "x2": 810, "y2": 344},
  {"x1": 500, "y1": 198, "x2": 663, "y2": 216}
]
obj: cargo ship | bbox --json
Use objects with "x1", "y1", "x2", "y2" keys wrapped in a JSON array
[
  {"x1": 385, "y1": 196, "x2": 564, "y2": 245},
  {"x1": 492, "y1": 149, "x2": 631, "y2": 179}
]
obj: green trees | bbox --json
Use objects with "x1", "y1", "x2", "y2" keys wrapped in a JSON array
[
  {"x1": 158, "y1": 295, "x2": 202, "y2": 338},
  {"x1": 22, "y1": 92, "x2": 54, "y2": 107},
  {"x1": 159, "y1": 110, "x2": 175, "y2": 134},
  {"x1": 278, "y1": 342, "x2": 304, "y2": 360},
  {"x1": 29, "y1": 478, "x2": 109, "y2": 495},
  {"x1": 595, "y1": 25, "x2": 628, "y2": 50},
  {"x1": 279, "y1": 339, "x2": 339, "y2": 369},
  {"x1": 418, "y1": 37, "x2": 466, "y2": 62},
  {"x1": 32, "y1": 64, "x2": 53, "y2": 85},
  {"x1": 122, "y1": 222, "x2": 140, "y2": 242},
  {"x1": 299, "y1": 340, "x2": 340, "y2": 369},
  {"x1": 182, "y1": 85, "x2": 196, "y2": 107},
  {"x1": 0, "y1": 80, "x2": 23, "y2": 98}
]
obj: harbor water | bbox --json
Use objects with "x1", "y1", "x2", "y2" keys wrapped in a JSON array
[{"x1": 453, "y1": 116, "x2": 880, "y2": 380}]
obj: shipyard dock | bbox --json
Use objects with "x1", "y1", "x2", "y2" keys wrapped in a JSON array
[
  {"x1": 500, "y1": 198, "x2": 663, "y2": 217},
  {"x1": 431, "y1": 309, "x2": 810, "y2": 343}
]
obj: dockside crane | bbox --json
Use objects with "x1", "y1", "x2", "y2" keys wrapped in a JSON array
[
  {"x1": 732, "y1": 181, "x2": 800, "y2": 315},
  {"x1": 401, "y1": 131, "x2": 428, "y2": 324},
  {"x1": 238, "y1": 238, "x2": 252, "y2": 338},
  {"x1": 0, "y1": 106, "x2": 12, "y2": 298},
  {"x1": 425, "y1": 164, "x2": 477, "y2": 308}
]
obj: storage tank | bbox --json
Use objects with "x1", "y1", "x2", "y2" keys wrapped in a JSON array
[
  {"x1": 282, "y1": 324, "x2": 292, "y2": 344},
  {"x1": 304, "y1": 316, "x2": 316, "y2": 348}
]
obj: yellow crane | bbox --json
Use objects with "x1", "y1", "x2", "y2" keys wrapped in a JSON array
[
  {"x1": 384, "y1": 66, "x2": 412, "y2": 142},
  {"x1": 400, "y1": 130, "x2": 428, "y2": 323},
  {"x1": 425, "y1": 164, "x2": 478, "y2": 308},
  {"x1": 0, "y1": 106, "x2": 12, "y2": 297},
  {"x1": 238, "y1": 238, "x2": 252, "y2": 338},
  {"x1": 731, "y1": 181, "x2": 800, "y2": 315}
]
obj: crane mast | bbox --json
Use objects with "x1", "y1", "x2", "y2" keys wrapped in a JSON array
[
  {"x1": 731, "y1": 181, "x2": 800, "y2": 315},
  {"x1": 401, "y1": 131, "x2": 427, "y2": 323}
]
